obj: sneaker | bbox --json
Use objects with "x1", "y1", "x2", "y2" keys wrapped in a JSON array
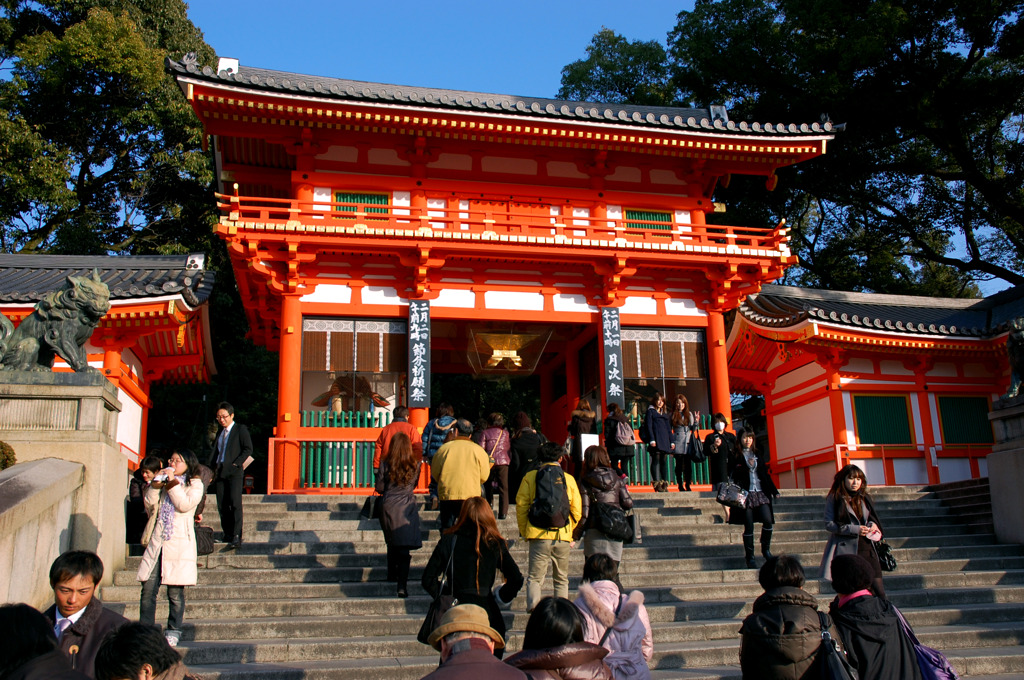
[{"x1": 165, "y1": 631, "x2": 180, "y2": 647}]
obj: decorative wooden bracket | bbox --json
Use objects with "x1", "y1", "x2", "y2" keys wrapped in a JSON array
[
  {"x1": 399, "y1": 247, "x2": 446, "y2": 297},
  {"x1": 593, "y1": 257, "x2": 635, "y2": 305}
]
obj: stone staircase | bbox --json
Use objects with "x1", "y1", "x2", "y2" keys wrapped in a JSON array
[
  {"x1": 102, "y1": 487, "x2": 1024, "y2": 679},
  {"x1": 924, "y1": 477, "x2": 995, "y2": 535}
]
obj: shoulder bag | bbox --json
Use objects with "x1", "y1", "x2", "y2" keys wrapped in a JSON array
[
  {"x1": 687, "y1": 429, "x2": 705, "y2": 462},
  {"x1": 893, "y1": 605, "x2": 960, "y2": 679},
  {"x1": 592, "y1": 502, "x2": 633, "y2": 542},
  {"x1": 874, "y1": 538, "x2": 897, "y2": 572},
  {"x1": 360, "y1": 492, "x2": 382, "y2": 520},
  {"x1": 195, "y1": 523, "x2": 215, "y2": 555},
  {"x1": 716, "y1": 479, "x2": 748, "y2": 509},
  {"x1": 816, "y1": 611, "x2": 859, "y2": 680},
  {"x1": 417, "y1": 536, "x2": 458, "y2": 645}
]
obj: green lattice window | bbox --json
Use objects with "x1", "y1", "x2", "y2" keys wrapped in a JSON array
[
  {"x1": 938, "y1": 396, "x2": 993, "y2": 444},
  {"x1": 625, "y1": 209, "x2": 672, "y2": 231},
  {"x1": 334, "y1": 192, "x2": 389, "y2": 215},
  {"x1": 853, "y1": 395, "x2": 912, "y2": 445}
]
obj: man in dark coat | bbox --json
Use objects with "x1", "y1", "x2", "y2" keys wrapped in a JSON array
[
  {"x1": 828, "y1": 554, "x2": 923, "y2": 680},
  {"x1": 209, "y1": 401, "x2": 253, "y2": 549},
  {"x1": 42, "y1": 551, "x2": 128, "y2": 679},
  {"x1": 421, "y1": 604, "x2": 528, "y2": 680}
]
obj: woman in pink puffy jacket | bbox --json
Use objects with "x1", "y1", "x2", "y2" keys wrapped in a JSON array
[{"x1": 573, "y1": 553, "x2": 653, "y2": 679}]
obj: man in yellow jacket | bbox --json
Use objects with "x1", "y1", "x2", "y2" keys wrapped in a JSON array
[
  {"x1": 432, "y1": 418, "x2": 491, "y2": 529},
  {"x1": 516, "y1": 441, "x2": 582, "y2": 612}
]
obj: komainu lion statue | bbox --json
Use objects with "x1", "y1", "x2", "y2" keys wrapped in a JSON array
[
  {"x1": 0, "y1": 269, "x2": 111, "y2": 372},
  {"x1": 1009, "y1": 317, "x2": 1024, "y2": 399}
]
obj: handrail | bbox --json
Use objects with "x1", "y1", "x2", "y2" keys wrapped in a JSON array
[{"x1": 216, "y1": 192, "x2": 789, "y2": 251}]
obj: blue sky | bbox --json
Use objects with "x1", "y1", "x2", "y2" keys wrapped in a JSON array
[{"x1": 186, "y1": 0, "x2": 693, "y2": 99}]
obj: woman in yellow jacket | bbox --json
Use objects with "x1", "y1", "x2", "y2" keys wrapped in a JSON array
[{"x1": 516, "y1": 441, "x2": 583, "y2": 612}]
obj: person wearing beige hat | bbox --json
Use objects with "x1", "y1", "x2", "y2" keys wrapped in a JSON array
[{"x1": 421, "y1": 604, "x2": 528, "y2": 680}]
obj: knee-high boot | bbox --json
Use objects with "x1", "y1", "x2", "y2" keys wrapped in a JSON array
[
  {"x1": 385, "y1": 546, "x2": 396, "y2": 582},
  {"x1": 395, "y1": 549, "x2": 411, "y2": 598},
  {"x1": 760, "y1": 527, "x2": 774, "y2": 559},
  {"x1": 742, "y1": 533, "x2": 756, "y2": 568}
]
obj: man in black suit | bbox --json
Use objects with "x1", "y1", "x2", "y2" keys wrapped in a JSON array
[{"x1": 210, "y1": 401, "x2": 253, "y2": 550}]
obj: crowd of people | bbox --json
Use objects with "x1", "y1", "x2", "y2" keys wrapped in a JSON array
[{"x1": 0, "y1": 398, "x2": 945, "y2": 680}]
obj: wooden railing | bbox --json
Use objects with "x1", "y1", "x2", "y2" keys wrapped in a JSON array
[{"x1": 216, "y1": 192, "x2": 790, "y2": 251}]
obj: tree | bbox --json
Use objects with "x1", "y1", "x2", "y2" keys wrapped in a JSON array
[
  {"x1": 558, "y1": 28, "x2": 673, "y2": 106},
  {"x1": 0, "y1": 0, "x2": 217, "y2": 254},
  {"x1": 561, "y1": 1, "x2": 1024, "y2": 295}
]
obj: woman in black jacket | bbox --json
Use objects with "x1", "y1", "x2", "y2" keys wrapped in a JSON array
[
  {"x1": 421, "y1": 496, "x2": 523, "y2": 658},
  {"x1": 703, "y1": 412, "x2": 736, "y2": 487},
  {"x1": 728, "y1": 427, "x2": 779, "y2": 568},
  {"x1": 640, "y1": 393, "x2": 672, "y2": 492},
  {"x1": 567, "y1": 399, "x2": 598, "y2": 480},
  {"x1": 603, "y1": 402, "x2": 635, "y2": 479},
  {"x1": 572, "y1": 445, "x2": 634, "y2": 568},
  {"x1": 375, "y1": 433, "x2": 422, "y2": 598},
  {"x1": 509, "y1": 411, "x2": 545, "y2": 502}
]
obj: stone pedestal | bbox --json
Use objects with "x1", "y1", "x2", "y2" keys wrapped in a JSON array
[
  {"x1": 988, "y1": 394, "x2": 1024, "y2": 545},
  {"x1": 0, "y1": 371, "x2": 125, "y2": 583}
]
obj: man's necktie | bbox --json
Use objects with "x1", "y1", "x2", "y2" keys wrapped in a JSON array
[{"x1": 56, "y1": 617, "x2": 71, "y2": 640}]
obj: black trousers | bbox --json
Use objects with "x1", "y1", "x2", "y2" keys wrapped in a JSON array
[
  {"x1": 673, "y1": 455, "x2": 693, "y2": 487},
  {"x1": 486, "y1": 465, "x2": 509, "y2": 518},
  {"x1": 214, "y1": 469, "x2": 244, "y2": 542},
  {"x1": 438, "y1": 499, "x2": 465, "y2": 530}
]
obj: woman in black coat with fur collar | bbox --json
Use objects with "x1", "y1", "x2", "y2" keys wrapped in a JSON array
[{"x1": 728, "y1": 427, "x2": 779, "y2": 568}]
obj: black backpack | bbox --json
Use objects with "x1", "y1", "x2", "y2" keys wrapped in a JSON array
[{"x1": 528, "y1": 464, "x2": 572, "y2": 530}]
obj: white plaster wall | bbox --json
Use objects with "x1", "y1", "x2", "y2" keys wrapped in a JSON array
[
  {"x1": 484, "y1": 290, "x2": 544, "y2": 311},
  {"x1": 315, "y1": 145, "x2": 357, "y2": 162},
  {"x1": 300, "y1": 284, "x2": 352, "y2": 304},
  {"x1": 546, "y1": 161, "x2": 587, "y2": 179},
  {"x1": 807, "y1": 461, "x2": 837, "y2": 490},
  {"x1": 938, "y1": 458, "x2": 972, "y2": 483},
  {"x1": 619, "y1": 296, "x2": 657, "y2": 315},
  {"x1": 978, "y1": 457, "x2": 988, "y2": 477},
  {"x1": 849, "y1": 458, "x2": 886, "y2": 486},
  {"x1": 481, "y1": 157, "x2": 537, "y2": 175},
  {"x1": 927, "y1": 362, "x2": 958, "y2": 377},
  {"x1": 433, "y1": 288, "x2": 476, "y2": 308},
  {"x1": 553, "y1": 294, "x2": 596, "y2": 313},
  {"x1": 664, "y1": 298, "x2": 706, "y2": 317},
  {"x1": 893, "y1": 458, "x2": 928, "y2": 484},
  {"x1": 879, "y1": 360, "x2": 913, "y2": 375},
  {"x1": 363, "y1": 286, "x2": 408, "y2": 306},
  {"x1": 116, "y1": 395, "x2": 144, "y2": 458},
  {"x1": 775, "y1": 362, "x2": 826, "y2": 393},
  {"x1": 772, "y1": 398, "x2": 834, "y2": 460},
  {"x1": 843, "y1": 357, "x2": 873, "y2": 374}
]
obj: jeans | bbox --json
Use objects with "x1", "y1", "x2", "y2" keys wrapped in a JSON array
[
  {"x1": 526, "y1": 538, "x2": 570, "y2": 612},
  {"x1": 139, "y1": 551, "x2": 186, "y2": 633}
]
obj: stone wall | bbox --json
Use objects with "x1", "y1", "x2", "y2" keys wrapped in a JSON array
[{"x1": 0, "y1": 458, "x2": 84, "y2": 608}]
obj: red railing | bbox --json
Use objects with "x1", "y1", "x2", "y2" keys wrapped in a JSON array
[
  {"x1": 216, "y1": 192, "x2": 790, "y2": 251},
  {"x1": 776, "y1": 443, "x2": 992, "y2": 487}
]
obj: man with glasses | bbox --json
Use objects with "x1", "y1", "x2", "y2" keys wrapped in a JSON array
[{"x1": 209, "y1": 401, "x2": 253, "y2": 551}]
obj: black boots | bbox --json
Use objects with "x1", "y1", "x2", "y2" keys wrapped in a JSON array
[
  {"x1": 743, "y1": 533, "x2": 756, "y2": 568},
  {"x1": 761, "y1": 527, "x2": 774, "y2": 560}
]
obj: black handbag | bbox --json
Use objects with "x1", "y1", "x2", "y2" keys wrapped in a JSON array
[
  {"x1": 687, "y1": 431, "x2": 706, "y2": 462},
  {"x1": 592, "y1": 502, "x2": 633, "y2": 542},
  {"x1": 417, "y1": 537, "x2": 458, "y2": 645},
  {"x1": 817, "y1": 611, "x2": 859, "y2": 679},
  {"x1": 875, "y1": 539, "x2": 897, "y2": 572},
  {"x1": 716, "y1": 480, "x2": 748, "y2": 509},
  {"x1": 194, "y1": 524, "x2": 215, "y2": 556},
  {"x1": 360, "y1": 493, "x2": 382, "y2": 520}
]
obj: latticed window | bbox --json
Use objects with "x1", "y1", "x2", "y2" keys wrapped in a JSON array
[
  {"x1": 334, "y1": 192, "x2": 389, "y2": 215},
  {"x1": 938, "y1": 396, "x2": 993, "y2": 444},
  {"x1": 625, "y1": 209, "x2": 672, "y2": 231},
  {"x1": 853, "y1": 395, "x2": 913, "y2": 445},
  {"x1": 620, "y1": 329, "x2": 708, "y2": 417}
]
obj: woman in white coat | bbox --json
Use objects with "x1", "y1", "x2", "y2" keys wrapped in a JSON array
[
  {"x1": 573, "y1": 553, "x2": 653, "y2": 679},
  {"x1": 137, "y1": 448, "x2": 205, "y2": 647}
]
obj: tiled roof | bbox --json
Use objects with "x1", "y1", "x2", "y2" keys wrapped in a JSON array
[
  {"x1": 0, "y1": 253, "x2": 213, "y2": 308},
  {"x1": 167, "y1": 56, "x2": 837, "y2": 137},
  {"x1": 740, "y1": 284, "x2": 1023, "y2": 338}
]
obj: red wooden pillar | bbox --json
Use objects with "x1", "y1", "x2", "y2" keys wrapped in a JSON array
[
  {"x1": 275, "y1": 293, "x2": 303, "y2": 491},
  {"x1": 706, "y1": 310, "x2": 731, "y2": 427}
]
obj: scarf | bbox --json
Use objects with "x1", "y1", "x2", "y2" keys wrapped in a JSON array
[{"x1": 158, "y1": 475, "x2": 187, "y2": 541}]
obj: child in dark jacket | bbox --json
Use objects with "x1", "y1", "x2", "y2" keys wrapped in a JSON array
[{"x1": 126, "y1": 456, "x2": 163, "y2": 544}]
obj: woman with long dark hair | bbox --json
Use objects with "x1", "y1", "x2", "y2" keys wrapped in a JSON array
[
  {"x1": 603, "y1": 402, "x2": 634, "y2": 479},
  {"x1": 727, "y1": 428, "x2": 779, "y2": 569},
  {"x1": 504, "y1": 596, "x2": 613, "y2": 678},
  {"x1": 567, "y1": 398, "x2": 598, "y2": 479},
  {"x1": 640, "y1": 393, "x2": 672, "y2": 492},
  {"x1": 137, "y1": 448, "x2": 205, "y2": 647},
  {"x1": 669, "y1": 395, "x2": 700, "y2": 492},
  {"x1": 421, "y1": 496, "x2": 523, "y2": 658},
  {"x1": 703, "y1": 412, "x2": 735, "y2": 487},
  {"x1": 820, "y1": 464, "x2": 887, "y2": 598},
  {"x1": 572, "y1": 446, "x2": 633, "y2": 567},
  {"x1": 375, "y1": 432, "x2": 422, "y2": 598}
]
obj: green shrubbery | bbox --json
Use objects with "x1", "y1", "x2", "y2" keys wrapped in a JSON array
[{"x1": 0, "y1": 441, "x2": 15, "y2": 471}]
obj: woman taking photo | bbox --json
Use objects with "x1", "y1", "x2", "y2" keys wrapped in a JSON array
[
  {"x1": 640, "y1": 393, "x2": 672, "y2": 492},
  {"x1": 421, "y1": 496, "x2": 523, "y2": 658},
  {"x1": 727, "y1": 428, "x2": 779, "y2": 569},
  {"x1": 375, "y1": 432, "x2": 422, "y2": 598},
  {"x1": 820, "y1": 464, "x2": 887, "y2": 598},
  {"x1": 137, "y1": 448, "x2": 205, "y2": 647},
  {"x1": 567, "y1": 399, "x2": 598, "y2": 479},
  {"x1": 602, "y1": 402, "x2": 634, "y2": 479},
  {"x1": 504, "y1": 596, "x2": 613, "y2": 678},
  {"x1": 703, "y1": 412, "x2": 735, "y2": 488},
  {"x1": 670, "y1": 395, "x2": 700, "y2": 492},
  {"x1": 574, "y1": 554, "x2": 653, "y2": 679},
  {"x1": 572, "y1": 446, "x2": 634, "y2": 568}
]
